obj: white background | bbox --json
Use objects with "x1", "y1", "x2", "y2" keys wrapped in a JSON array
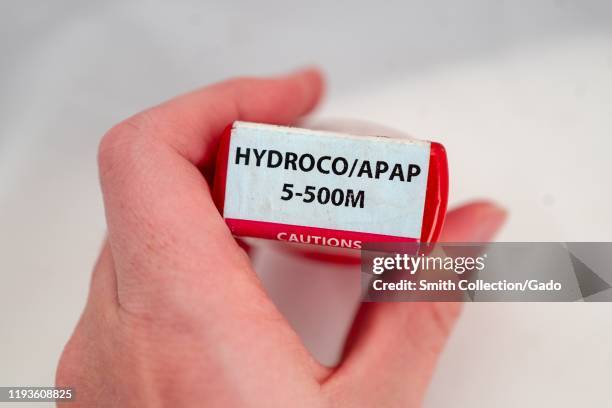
[{"x1": 1, "y1": 1, "x2": 611, "y2": 406}]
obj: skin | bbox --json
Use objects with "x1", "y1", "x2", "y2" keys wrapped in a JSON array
[{"x1": 56, "y1": 68, "x2": 506, "y2": 407}]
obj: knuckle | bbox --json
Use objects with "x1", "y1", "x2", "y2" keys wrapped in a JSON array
[
  {"x1": 55, "y1": 325, "x2": 85, "y2": 389},
  {"x1": 97, "y1": 113, "x2": 158, "y2": 178}
]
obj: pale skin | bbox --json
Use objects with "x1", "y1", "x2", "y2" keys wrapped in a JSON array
[{"x1": 56, "y1": 68, "x2": 506, "y2": 407}]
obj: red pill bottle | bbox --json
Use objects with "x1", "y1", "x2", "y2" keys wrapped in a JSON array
[{"x1": 213, "y1": 119, "x2": 448, "y2": 263}]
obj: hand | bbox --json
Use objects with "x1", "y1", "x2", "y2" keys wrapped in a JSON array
[{"x1": 56, "y1": 69, "x2": 506, "y2": 407}]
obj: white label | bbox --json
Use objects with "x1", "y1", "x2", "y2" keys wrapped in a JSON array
[{"x1": 223, "y1": 122, "x2": 430, "y2": 238}]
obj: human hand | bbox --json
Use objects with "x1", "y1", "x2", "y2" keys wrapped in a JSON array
[{"x1": 56, "y1": 69, "x2": 506, "y2": 407}]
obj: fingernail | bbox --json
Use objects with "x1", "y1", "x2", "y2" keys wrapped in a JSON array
[
  {"x1": 288, "y1": 66, "x2": 320, "y2": 77},
  {"x1": 285, "y1": 66, "x2": 325, "y2": 108},
  {"x1": 469, "y1": 204, "x2": 507, "y2": 242}
]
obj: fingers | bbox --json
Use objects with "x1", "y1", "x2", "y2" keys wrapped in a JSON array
[
  {"x1": 438, "y1": 200, "x2": 507, "y2": 242},
  {"x1": 324, "y1": 202, "x2": 506, "y2": 406},
  {"x1": 97, "y1": 69, "x2": 324, "y2": 316},
  {"x1": 125, "y1": 67, "x2": 324, "y2": 166}
]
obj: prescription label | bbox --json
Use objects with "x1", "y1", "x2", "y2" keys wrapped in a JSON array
[{"x1": 214, "y1": 121, "x2": 440, "y2": 249}]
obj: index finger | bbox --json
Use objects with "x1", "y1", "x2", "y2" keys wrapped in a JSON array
[{"x1": 97, "y1": 69, "x2": 324, "y2": 316}]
